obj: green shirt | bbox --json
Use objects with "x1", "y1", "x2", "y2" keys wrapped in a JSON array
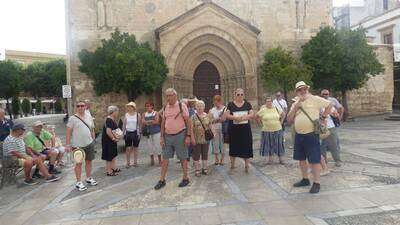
[{"x1": 24, "y1": 130, "x2": 53, "y2": 153}]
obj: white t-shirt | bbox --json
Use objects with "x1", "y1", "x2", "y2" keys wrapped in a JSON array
[
  {"x1": 67, "y1": 114, "x2": 94, "y2": 148},
  {"x1": 321, "y1": 108, "x2": 336, "y2": 129},
  {"x1": 125, "y1": 113, "x2": 139, "y2": 132},
  {"x1": 273, "y1": 99, "x2": 287, "y2": 112},
  {"x1": 209, "y1": 106, "x2": 225, "y2": 130}
]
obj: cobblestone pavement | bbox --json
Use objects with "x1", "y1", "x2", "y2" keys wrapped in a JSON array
[{"x1": 1, "y1": 115, "x2": 400, "y2": 225}]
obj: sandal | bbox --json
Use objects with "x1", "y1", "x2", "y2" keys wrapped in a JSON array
[
  {"x1": 202, "y1": 169, "x2": 209, "y2": 175},
  {"x1": 125, "y1": 164, "x2": 131, "y2": 169},
  {"x1": 219, "y1": 161, "x2": 224, "y2": 166},
  {"x1": 107, "y1": 172, "x2": 117, "y2": 176},
  {"x1": 214, "y1": 162, "x2": 219, "y2": 166},
  {"x1": 195, "y1": 170, "x2": 201, "y2": 177},
  {"x1": 112, "y1": 168, "x2": 121, "y2": 173}
]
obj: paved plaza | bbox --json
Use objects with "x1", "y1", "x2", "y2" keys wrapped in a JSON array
[{"x1": 1, "y1": 115, "x2": 400, "y2": 225}]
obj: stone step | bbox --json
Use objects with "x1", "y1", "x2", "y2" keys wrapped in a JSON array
[{"x1": 384, "y1": 114, "x2": 400, "y2": 121}]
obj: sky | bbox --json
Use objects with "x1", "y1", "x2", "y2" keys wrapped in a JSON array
[{"x1": 0, "y1": 0, "x2": 347, "y2": 55}]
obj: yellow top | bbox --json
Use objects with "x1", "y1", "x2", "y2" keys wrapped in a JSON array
[
  {"x1": 293, "y1": 95, "x2": 331, "y2": 134},
  {"x1": 257, "y1": 106, "x2": 282, "y2": 132}
]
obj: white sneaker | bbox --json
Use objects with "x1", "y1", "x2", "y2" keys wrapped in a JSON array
[
  {"x1": 86, "y1": 177, "x2": 98, "y2": 186},
  {"x1": 76, "y1": 181, "x2": 88, "y2": 191},
  {"x1": 321, "y1": 170, "x2": 330, "y2": 176}
]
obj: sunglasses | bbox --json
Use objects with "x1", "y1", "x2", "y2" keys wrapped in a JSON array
[
  {"x1": 76, "y1": 105, "x2": 86, "y2": 108},
  {"x1": 236, "y1": 93, "x2": 244, "y2": 96}
]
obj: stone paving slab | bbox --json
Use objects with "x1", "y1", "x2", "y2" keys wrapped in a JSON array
[{"x1": 325, "y1": 209, "x2": 400, "y2": 225}]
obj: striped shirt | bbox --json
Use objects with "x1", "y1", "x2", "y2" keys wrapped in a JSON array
[{"x1": 2, "y1": 135, "x2": 26, "y2": 157}]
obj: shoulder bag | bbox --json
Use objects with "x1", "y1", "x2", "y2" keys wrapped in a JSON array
[
  {"x1": 299, "y1": 107, "x2": 330, "y2": 139},
  {"x1": 195, "y1": 114, "x2": 214, "y2": 141}
]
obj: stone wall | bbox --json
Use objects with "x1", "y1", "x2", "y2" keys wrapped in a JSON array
[
  {"x1": 347, "y1": 45, "x2": 394, "y2": 117},
  {"x1": 66, "y1": 0, "x2": 332, "y2": 121}
]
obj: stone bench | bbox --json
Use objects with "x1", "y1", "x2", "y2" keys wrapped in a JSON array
[{"x1": 0, "y1": 142, "x2": 23, "y2": 189}]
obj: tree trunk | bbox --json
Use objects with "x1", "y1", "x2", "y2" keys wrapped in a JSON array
[
  {"x1": 341, "y1": 90, "x2": 349, "y2": 121},
  {"x1": 6, "y1": 98, "x2": 13, "y2": 121}
]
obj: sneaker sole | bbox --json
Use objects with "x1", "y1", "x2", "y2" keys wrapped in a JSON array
[
  {"x1": 45, "y1": 176, "x2": 61, "y2": 183},
  {"x1": 76, "y1": 187, "x2": 88, "y2": 191},
  {"x1": 24, "y1": 182, "x2": 38, "y2": 186},
  {"x1": 86, "y1": 182, "x2": 98, "y2": 186}
]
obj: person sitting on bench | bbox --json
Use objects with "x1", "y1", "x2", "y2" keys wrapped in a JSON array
[
  {"x1": 2, "y1": 123, "x2": 60, "y2": 185},
  {"x1": 24, "y1": 121, "x2": 61, "y2": 177}
]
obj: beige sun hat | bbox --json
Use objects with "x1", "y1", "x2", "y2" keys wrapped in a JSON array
[
  {"x1": 33, "y1": 120, "x2": 44, "y2": 127},
  {"x1": 126, "y1": 102, "x2": 137, "y2": 108},
  {"x1": 73, "y1": 148, "x2": 86, "y2": 164},
  {"x1": 295, "y1": 81, "x2": 310, "y2": 90}
]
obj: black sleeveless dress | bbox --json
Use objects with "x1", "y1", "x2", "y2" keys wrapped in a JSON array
[
  {"x1": 227, "y1": 101, "x2": 253, "y2": 158},
  {"x1": 101, "y1": 118, "x2": 118, "y2": 161}
]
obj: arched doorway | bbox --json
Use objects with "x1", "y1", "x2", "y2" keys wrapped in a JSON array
[{"x1": 193, "y1": 61, "x2": 221, "y2": 110}]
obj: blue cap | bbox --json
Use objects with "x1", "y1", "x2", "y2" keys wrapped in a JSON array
[{"x1": 12, "y1": 123, "x2": 25, "y2": 131}]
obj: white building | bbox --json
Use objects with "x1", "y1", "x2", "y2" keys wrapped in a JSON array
[
  {"x1": 351, "y1": 6, "x2": 400, "y2": 110},
  {"x1": 334, "y1": 0, "x2": 400, "y2": 28}
]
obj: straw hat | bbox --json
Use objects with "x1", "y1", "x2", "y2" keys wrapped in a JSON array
[
  {"x1": 126, "y1": 102, "x2": 137, "y2": 108},
  {"x1": 295, "y1": 81, "x2": 310, "y2": 90},
  {"x1": 73, "y1": 148, "x2": 86, "y2": 164}
]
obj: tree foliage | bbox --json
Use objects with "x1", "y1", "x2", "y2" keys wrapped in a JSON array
[
  {"x1": 35, "y1": 100, "x2": 43, "y2": 113},
  {"x1": 302, "y1": 27, "x2": 384, "y2": 93},
  {"x1": 0, "y1": 60, "x2": 23, "y2": 119},
  {"x1": 54, "y1": 99, "x2": 63, "y2": 113},
  {"x1": 260, "y1": 46, "x2": 313, "y2": 100},
  {"x1": 21, "y1": 98, "x2": 32, "y2": 115},
  {"x1": 301, "y1": 27, "x2": 384, "y2": 118},
  {"x1": 11, "y1": 96, "x2": 20, "y2": 117},
  {"x1": 24, "y1": 59, "x2": 66, "y2": 98},
  {"x1": 78, "y1": 29, "x2": 168, "y2": 100}
]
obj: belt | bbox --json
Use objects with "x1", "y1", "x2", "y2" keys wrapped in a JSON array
[{"x1": 165, "y1": 129, "x2": 186, "y2": 136}]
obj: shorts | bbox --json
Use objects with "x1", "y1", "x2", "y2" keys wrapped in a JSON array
[
  {"x1": 40, "y1": 148, "x2": 52, "y2": 157},
  {"x1": 53, "y1": 146, "x2": 66, "y2": 154},
  {"x1": 163, "y1": 130, "x2": 188, "y2": 160},
  {"x1": 293, "y1": 132, "x2": 321, "y2": 164},
  {"x1": 74, "y1": 141, "x2": 95, "y2": 161},
  {"x1": 142, "y1": 132, "x2": 162, "y2": 155},
  {"x1": 125, "y1": 131, "x2": 140, "y2": 147},
  {"x1": 6, "y1": 154, "x2": 32, "y2": 167},
  {"x1": 192, "y1": 143, "x2": 209, "y2": 161}
]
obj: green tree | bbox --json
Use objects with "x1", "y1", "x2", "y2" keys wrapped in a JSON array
[
  {"x1": 78, "y1": 29, "x2": 168, "y2": 100},
  {"x1": 54, "y1": 99, "x2": 63, "y2": 113},
  {"x1": 21, "y1": 98, "x2": 32, "y2": 116},
  {"x1": 11, "y1": 96, "x2": 21, "y2": 117},
  {"x1": 260, "y1": 46, "x2": 313, "y2": 101},
  {"x1": 0, "y1": 60, "x2": 23, "y2": 120},
  {"x1": 302, "y1": 27, "x2": 384, "y2": 118},
  {"x1": 23, "y1": 59, "x2": 66, "y2": 98},
  {"x1": 35, "y1": 99, "x2": 43, "y2": 114}
]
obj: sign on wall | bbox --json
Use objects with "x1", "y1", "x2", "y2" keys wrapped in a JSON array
[
  {"x1": 394, "y1": 44, "x2": 400, "y2": 62},
  {"x1": 62, "y1": 85, "x2": 72, "y2": 98}
]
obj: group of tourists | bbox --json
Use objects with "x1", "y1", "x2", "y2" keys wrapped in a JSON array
[{"x1": 1, "y1": 80, "x2": 344, "y2": 194}]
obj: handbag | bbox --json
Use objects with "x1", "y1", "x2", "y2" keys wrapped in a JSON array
[
  {"x1": 299, "y1": 107, "x2": 330, "y2": 139},
  {"x1": 195, "y1": 114, "x2": 214, "y2": 141},
  {"x1": 331, "y1": 116, "x2": 341, "y2": 127},
  {"x1": 221, "y1": 107, "x2": 229, "y2": 135}
]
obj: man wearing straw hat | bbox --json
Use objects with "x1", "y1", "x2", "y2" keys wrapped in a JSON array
[
  {"x1": 66, "y1": 100, "x2": 98, "y2": 191},
  {"x1": 287, "y1": 81, "x2": 332, "y2": 194}
]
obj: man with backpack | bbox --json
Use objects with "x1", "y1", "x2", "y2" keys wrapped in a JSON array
[{"x1": 154, "y1": 88, "x2": 192, "y2": 190}]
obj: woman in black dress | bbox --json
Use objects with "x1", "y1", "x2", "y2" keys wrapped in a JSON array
[
  {"x1": 102, "y1": 105, "x2": 121, "y2": 176},
  {"x1": 224, "y1": 88, "x2": 254, "y2": 172}
]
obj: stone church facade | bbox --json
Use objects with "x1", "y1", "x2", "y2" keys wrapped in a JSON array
[{"x1": 66, "y1": 0, "x2": 393, "y2": 120}]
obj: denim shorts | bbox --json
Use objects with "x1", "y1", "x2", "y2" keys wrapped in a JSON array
[{"x1": 293, "y1": 132, "x2": 321, "y2": 164}]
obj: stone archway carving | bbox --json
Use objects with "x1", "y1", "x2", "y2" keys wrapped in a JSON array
[{"x1": 155, "y1": 2, "x2": 260, "y2": 104}]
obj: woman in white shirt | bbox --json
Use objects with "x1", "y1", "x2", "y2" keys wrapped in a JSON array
[
  {"x1": 123, "y1": 102, "x2": 141, "y2": 168},
  {"x1": 208, "y1": 95, "x2": 226, "y2": 165}
]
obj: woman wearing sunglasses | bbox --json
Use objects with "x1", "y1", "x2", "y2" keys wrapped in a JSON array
[{"x1": 223, "y1": 88, "x2": 254, "y2": 172}]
